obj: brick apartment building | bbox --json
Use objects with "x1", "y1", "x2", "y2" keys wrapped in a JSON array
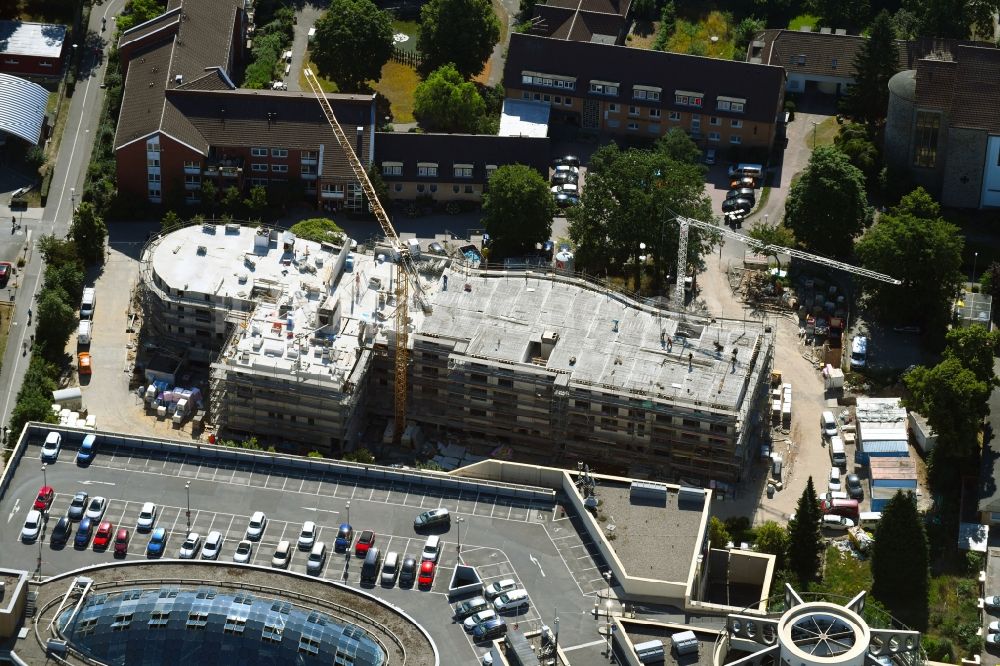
[
  {"x1": 503, "y1": 33, "x2": 786, "y2": 150},
  {"x1": 114, "y1": 0, "x2": 375, "y2": 211},
  {"x1": 0, "y1": 20, "x2": 67, "y2": 78}
]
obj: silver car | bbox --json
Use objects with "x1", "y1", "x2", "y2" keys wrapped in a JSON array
[
  {"x1": 178, "y1": 532, "x2": 202, "y2": 559},
  {"x1": 201, "y1": 531, "x2": 223, "y2": 560}
]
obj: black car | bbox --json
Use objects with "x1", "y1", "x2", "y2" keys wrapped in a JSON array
[
  {"x1": 554, "y1": 155, "x2": 580, "y2": 168},
  {"x1": 846, "y1": 474, "x2": 864, "y2": 500},
  {"x1": 722, "y1": 197, "x2": 753, "y2": 214},
  {"x1": 551, "y1": 170, "x2": 579, "y2": 186},
  {"x1": 554, "y1": 192, "x2": 580, "y2": 208},
  {"x1": 726, "y1": 188, "x2": 756, "y2": 202},
  {"x1": 51, "y1": 515, "x2": 72, "y2": 547},
  {"x1": 399, "y1": 555, "x2": 418, "y2": 587}
]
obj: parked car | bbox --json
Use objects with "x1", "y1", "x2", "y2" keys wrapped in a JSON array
[
  {"x1": 722, "y1": 197, "x2": 753, "y2": 214},
  {"x1": 828, "y1": 467, "x2": 842, "y2": 492},
  {"x1": 334, "y1": 523, "x2": 354, "y2": 551},
  {"x1": 202, "y1": 531, "x2": 223, "y2": 560},
  {"x1": 40, "y1": 431, "x2": 62, "y2": 462},
  {"x1": 75, "y1": 517, "x2": 95, "y2": 548},
  {"x1": 298, "y1": 521, "x2": 317, "y2": 550},
  {"x1": 465, "y1": 609, "x2": 498, "y2": 631},
  {"x1": 33, "y1": 485, "x2": 54, "y2": 512},
  {"x1": 0, "y1": 262, "x2": 10, "y2": 287},
  {"x1": 113, "y1": 527, "x2": 130, "y2": 557},
  {"x1": 21, "y1": 509, "x2": 42, "y2": 542},
  {"x1": 233, "y1": 539, "x2": 253, "y2": 563},
  {"x1": 68, "y1": 491, "x2": 89, "y2": 521},
  {"x1": 381, "y1": 551, "x2": 400, "y2": 586},
  {"x1": 987, "y1": 632, "x2": 1000, "y2": 647},
  {"x1": 51, "y1": 515, "x2": 73, "y2": 546},
  {"x1": 820, "y1": 411, "x2": 838, "y2": 439},
  {"x1": 493, "y1": 589, "x2": 530, "y2": 613},
  {"x1": 985, "y1": 595, "x2": 1000, "y2": 610},
  {"x1": 146, "y1": 527, "x2": 167, "y2": 556},
  {"x1": 554, "y1": 192, "x2": 580, "y2": 208},
  {"x1": 726, "y1": 188, "x2": 756, "y2": 202},
  {"x1": 355, "y1": 530, "x2": 376, "y2": 557},
  {"x1": 421, "y1": 535, "x2": 441, "y2": 563},
  {"x1": 78, "y1": 352, "x2": 92, "y2": 375},
  {"x1": 306, "y1": 542, "x2": 327, "y2": 575},
  {"x1": 178, "y1": 532, "x2": 202, "y2": 559},
  {"x1": 418, "y1": 560, "x2": 436, "y2": 587},
  {"x1": 550, "y1": 183, "x2": 579, "y2": 196},
  {"x1": 93, "y1": 521, "x2": 114, "y2": 549},
  {"x1": 729, "y1": 176, "x2": 757, "y2": 189},
  {"x1": 554, "y1": 155, "x2": 580, "y2": 168},
  {"x1": 989, "y1": 620, "x2": 1000, "y2": 633},
  {"x1": 455, "y1": 596, "x2": 490, "y2": 620},
  {"x1": 414, "y1": 508, "x2": 451, "y2": 530},
  {"x1": 272, "y1": 540, "x2": 292, "y2": 568},
  {"x1": 484, "y1": 579, "x2": 518, "y2": 600},
  {"x1": 76, "y1": 434, "x2": 97, "y2": 465},
  {"x1": 85, "y1": 496, "x2": 107, "y2": 521},
  {"x1": 821, "y1": 514, "x2": 855, "y2": 530},
  {"x1": 473, "y1": 617, "x2": 508, "y2": 642},
  {"x1": 136, "y1": 502, "x2": 157, "y2": 531},
  {"x1": 399, "y1": 555, "x2": 418, "y2": 587},
  {"x1": 850, "y1": 335, "x2": 868, "y2": 369},
  {"x1": 845, "y1": 474, "x2": 864, "y2": 500},
  {"x1": 245, "y1": 511, "x2": 267, "y2": 540}
]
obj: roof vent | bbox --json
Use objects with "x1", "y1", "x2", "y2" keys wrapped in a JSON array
[
  {"x1": 175, "y1": 74, "x2": 183, "y2": 85},
  {"x1": 834, "y1": 28, "x2": 847, "y2": 35},
  {"x1": 196, "y1": 245, "x2": 207, "y2": 255}
]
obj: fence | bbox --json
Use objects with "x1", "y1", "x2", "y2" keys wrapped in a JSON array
[{"x1": 390, "y1": 46, "x2": 422, "y2": 69}]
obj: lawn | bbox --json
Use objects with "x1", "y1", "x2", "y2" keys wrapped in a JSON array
[
  {"x1": 788, "y1": 13, "x2": 821, "y2": 31},
  {"x1": 0, "y1": 302, "x2": 12, "y2": 371},
  {"x1": 627, "y1": 20, "x2": 660, "y2": 49},
  {"x1": 806, "y1": 116, "x2": 839, "y2": 150},
  {"x1": 664, "y1": 11, "x2": 735, "y2": 59},
  {"x1": 374, "y1": 61, "x2": 420, "y2": 124},
  {"x1": 298, "y1": 54, "x2": 338, "y2": 93}
]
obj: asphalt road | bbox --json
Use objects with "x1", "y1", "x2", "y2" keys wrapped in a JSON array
[{"x1": 2, "y1": 435, "x2": 613, "y2": 663}]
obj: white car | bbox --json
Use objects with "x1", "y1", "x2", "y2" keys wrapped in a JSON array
[
  {"x1": 136, "y1": 502, "x2": 157, "y2": 531},
  {"x1": 494, "y1": 589, "x2": 530, "y2": 612},
  {"x1": 245, "y1": 511, "x2": 267, "y2": 540},
  {"x1": 40, "y1": 432, "x2": 61, "y2": 462},
  {"x1": 484, "y1": 578, "x2": 518, "y2": 600},
  {"x1": 298, "y1": 521, "x2": 316, "y2": 550},
  {"x1": 990, "y1": 620, "x2": 1000, "y2": 633},
  {"x1": 987, "y1": 632, "x2": 1000, "y2": 647},
  {"x1": 202, "y1": 531, "x2": 223, "y2": 560},
  {"x1": 85, "y1": 496, "x2": 107, "y2": 521},
  {"x1": 272, "y1": 540, "x2": 292, "y2": 568},
  {"x1": 464, "y1": 609, "x2": 498, "y2": 631},
  {"x1": 985, "y1": 595, "x2": 1000, "y2": 610},
  {"x1": 821, "y1": 514, "x2": 855, "y2": 531},
  {"x1": 178, "y1": 532, "x2": 201, "y2": 559},
  {"x1": 828, "y1": 467, "x2": 842, "y2": 493},
  {"x1": 21, "y1": 509, "x2": 42, "y2": 542},
  {"x1": 233, "y1": 539, "x2": 253, "y2": 563}
]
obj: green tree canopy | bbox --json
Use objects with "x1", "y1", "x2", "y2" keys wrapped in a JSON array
[
  {"x1": 854, "y1": 188, "x2": 962, "y2": 336},
  {"x1": 708, "y1": 517, "x2": 731, "y2": 549},
  {"x1": 417, "y1": 0, "x2": 500, "y2": 78},
  {"x1": 289, "y1": 218, "x2": 346, "y2": 244},
  {"x1": 366, "y1": 163, "x2": 391, "y2": 211},
  {"x1": 116, "y1": 0, "x2": 167, "y2": 32},
  {"x1": 748, "y1": 220, "x2": 796, "y2": 272},
  {"x1": 841, "y1": 11, "x2": 897, "y2": 128},
  {"x1": 413, "y1": 64, "x2": 488, "y2": 133},
  {"x1": 481, "y1": 164, "x2": 554, "y2": 258},
  {"x1": 872, "y1": 491, "x2": 929, "y2": 630},
  {"x1": 311, "y1": 0, "x2": 394, "y2": 91},
  {"x1": 834, "y1": 123, "x2": 880, "y2": 186},
  {"x1": 787, "y1": 477, "x2": 822, "y2": 585},
  {"x1": 43, "y1": 262, "x2": 85, "y2": 305},
  {"x1": 905, "y1": 0, "x2": 1000, "y2": 38},
  {"x1": 568, "y1": 144, "x2": 718, "y2": 292},
  {"x1": 69, "y1": 202, "x2": 108, "y2": 266},
  {"x1": 942, "y1": 325, "x2": 1000, "y2": 387},
  {"x1": 754, "y1": 520, "x2": 789, "y2": 570},
  {"x1": 904, "y1": 357, "x2": 989, "y2": 464},
  {"x1": 162, "y1": 210, "x2": 183, "y2": 233},
  {"x1": 808, "y1": 0, "x2": 872, "y2": 31},
  {"x1": 784, "y1": 146, "x2": 872, "y2": 258},
  {"x1": 243, "y1": 185, "x2": 269, "y2": 218},
  {"x1": 655, "y1": 128, "x2": 704, "y2": 166},
  {"x1": 36, "y1": 289, "x2": 77, "y2": 359},
  {"x1": 199, "y1": 180, "x2": 218, "y2": 215}
]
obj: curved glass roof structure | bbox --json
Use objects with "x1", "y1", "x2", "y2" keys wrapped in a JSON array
[
  {"x1": 0, "y1": 73, "x2": 49, "y2": 144},
  {"x1": 58, "y1": 586, "x2": 386, "y2": 666}
]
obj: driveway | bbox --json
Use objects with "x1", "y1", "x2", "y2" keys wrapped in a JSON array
[{"x1": 287, "y1": 1, "x2": 328, "y2": 92}]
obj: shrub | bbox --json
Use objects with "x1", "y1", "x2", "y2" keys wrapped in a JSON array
[{"x1": 40, "y1": 168, "x2": 53, "y2": 205}]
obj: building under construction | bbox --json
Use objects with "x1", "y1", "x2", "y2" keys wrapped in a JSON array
[{"x1": 140, "y1": 223, "x2": 774, "y2": 486}]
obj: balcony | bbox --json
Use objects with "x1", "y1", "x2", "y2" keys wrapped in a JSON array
[{"x1": 205, "y1": 157, "x2": 244, "y2": 178}]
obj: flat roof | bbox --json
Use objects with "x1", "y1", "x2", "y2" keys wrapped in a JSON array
[
  {"x1": 590, "y1": 481, "x2": 707, "y2": 583},
  {"x1": 869, "y1": 456, "x2": 916, "y2": 480},
  {"x1": 499, "y1": 99, "x2": 550, "y2": 138},
  {"x1": 0, "y1": 20, "x2": 66, "y2": 58},
  {"x1": 615, "y1": 618, "x2": 720, "y2": 666},
  {"x1": 422, "y1": 267, "x2": 768, "y2": 413}
]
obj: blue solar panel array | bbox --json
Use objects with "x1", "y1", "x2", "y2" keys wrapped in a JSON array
[{"x1": 58, "y1": 586, "x2": 386, "y2": 665}]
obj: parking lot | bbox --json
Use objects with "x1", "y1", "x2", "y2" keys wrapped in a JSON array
[{"x1": 2, "y1": 435, "x2": 611, "y2": 662}]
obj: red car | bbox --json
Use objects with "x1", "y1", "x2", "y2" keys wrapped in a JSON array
[
  {"x1": 418, "y1": 560, "x2": 435, "y2": 587},
  {"x1": 33, "y1": 486, "x2": 54, "y2": 512},
  {"x1": 93, "y1": 521, "x2": 114, "y2": 549},
  {"x1": 113, "y1": 527, "x2": 130, "y2": 557},
  {"x1": 0, "y1": 262, "x2": 11, "y2": 288},
  {"x1": 355, "y1": 530, "x2": 375, "y2": 557}
]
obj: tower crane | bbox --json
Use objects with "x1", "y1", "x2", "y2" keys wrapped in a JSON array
[
  {"x1": 303, "y1": 69, "x2": 426, "y2": 446},
  {"x1": 671, "y1": 215, "x2": 902, "y2": 310}
]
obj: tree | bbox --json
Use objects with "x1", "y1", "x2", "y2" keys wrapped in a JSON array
[
  {"x1": 892, "y1": 185, "x2": 940, "y2": 220},
  {"x1": 841, "y1": 11, "x2": 897, "y2": 129},
  {"x1": 906, "y1": 0, "x2": 1000, "y2": 38},
  {"x1": 872, "y1": 491, "x2": 929, "y2": 630},
  {"x1": 754, "y1": 521, "x2": 789, "y2": 570},
  {"x1": 481, "y1": 164, "x2": 554, "y2": 258},
  {"x1": 199, "y1": 180, "x2": 218, "y2": 216},
  {"x1": 904, "y1": 358, "x2": 989, "y2": 463},
  {"x1": 417, "y1": 0, "x2": 500, "y2": 79},
  {"x1": 307, "y1": 450, "x2": 324, "y2": 458},
  {"x1": 655, "y1": 128, "x2": 703, "y2": 166},
  {"x1": 413, "y1": 64, "x2": 488, "y2": 133},
  {"x1": 69, "y1": 202, "x2": 108, "y2": 265},
  {"x1": 366, "y1": 163, "x2": 391, "y2": 211},
  {"x1": 708, "y1": 517, "x2": 731, "y2": 549},
  {"x1": 942, "y1": 326, "x2": 1000, "y2": 387},
  {"x1": 733, "y1": 16, "x2": 765, "y2": 61},
  {"x1": 747, "y1": 220, "x2": 796, "y2": 273},
  {"x1": 834, "y1": 123, "x2": 880, "y2": 186},
  {"x1": 784, "y1": 146, "x2": 872, "y2": 258},
  {"x1": 787, "y1": 477, "x2": 822, "y2": 585},
  {"x1": 311, "y1": 0, "x2": 394, "y2": 91},
  {"x1": 162, "y1": 210, "x2": 183, "y2": 233},
  {"x1": 243, "y1": 185, "x2": 269, "y2": 219},
  {"x1": 116, "y1": 0, "x2": 168, "y2": 32},
  {"x1": 981, "y1": 261, "x2": 1000, "y2": 303},
  {"x1": 43, "y1": 263, "x2": 85, "y2": 305},
  {"x1": 854, "y1": 188, "x2": 962, "y2": 336},
  {"x1": 222, "y1": 186, "x2": 242, "y2": 213},
  {"x1": 36, "y1": 289, "x2": 76, "y2": 358},
  {"x1": 809, "y1": 0, "x2": 871, "y2": 31},
  {"x1": 289, "y1": 218, "x2": 345, "y2": 244},
  {"x1": 652, "y1": 1, "x2": 677, "y2": 51},
  {"x1": 568, "y1": 144, "x2": 718, "y2": 293},
  {"x1": 889, "y1": 7, "x2": 921, "y2": 39},
  {"x1": 632, "y1": 0, "x2": 655, "y2": 20},
  {"x1": 38, "y1": 235, "x2": 79, "y2": 266},
  {"x1": 343, "y1": 448, "x2": 376, "y2": 464}
]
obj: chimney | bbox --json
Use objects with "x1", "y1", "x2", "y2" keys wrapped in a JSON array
[{"x1": 355, "y1": 126, "x2": 364, "y2": 156}]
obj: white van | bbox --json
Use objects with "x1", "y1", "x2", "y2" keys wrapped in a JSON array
[
  {"x1": 850, "y1": 335, "x2": 868, "y2": 369},
  {"x1": 829, "y1": 436, "x2": 847, "y2": 468},
  {"x1": 80, "y1": 288, "x2": 96, "y2": 319},
  {"x1": 820, "y1": 411, "x2": 837, "y2": 439},
  {"x1": 828, "y1": 467, "x2": 842, "y2": 492},
  {"x1": 78, "y1": 320, "x2": 92, "y2": 346},
  {"x1": 858, "y1": 512, "x2": 882, "y2": 529}
]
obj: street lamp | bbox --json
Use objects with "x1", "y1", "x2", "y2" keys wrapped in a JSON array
[
  {"x1": 456, "y1": 517, "x2": 465, "y2": 554},
  {"x1": 345, "y1": 501, "x2": 351, "y2": 525},
  {"x1": 811, "y1": 121, "x2": 819, "y2": 148},
  {"x1": 554, "y1": 609, "x2": 560, "y2": 653},
  {"x1": 41, "y1": 463, "x2": 47, "y2": 489},
  {"x1": 70, "y1": 187, "x2": 76, "y2": 210},
  {"x1": 605, "y1": 598, "x2": 613, "y2": 660},
  {"x1": 185, "y1": 482, "x2": 191, "y2": 530}
]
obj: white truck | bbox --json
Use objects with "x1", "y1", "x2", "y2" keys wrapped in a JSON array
[
  {"x1": 80, "y1": 287, "x2": 96, "y2": 319},
  {"x1": 77, "y1": 320, "x2": 92, "y2": 345}
]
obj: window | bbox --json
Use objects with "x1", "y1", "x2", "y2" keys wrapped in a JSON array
[
  {"x1": 675, "y1": 90, "x2": 703, "y2": 107},
  {"x1": 148, "y1": 173, "x2": 161, "y2": 183},
  {"x1": 147, "y1": 158, "x2": 160, "y2": 167},
  {"x1": 183, "y1": 160, "x2": 199, "y2": 169},
  {"x1": 184, "y1": 174, "x2": 200, "y2": 184},
  {"x1": 300, "y1": 164, "x2": 316, "y2": 175},
  {"x1": 831, "y1": 58, "x2": 838, "y2": 69},
  {"x1": 554, "y1": 96, "x2": 561, "y2": 104},
  {"x1": 710, "y1": 117, "x2": 721, "y2": 126},
  {"x1": 251, "y1": 163, "x2": 267, "y2": 172},
  {"x1": 627, "y1": 121, "x2": 639, "y2": 130},
  {"x1": 429, "y1": 184, "x2": 437, "y2": 192},
  {"x1": 521, "y1": 71, "x2": 575, "y2": 90},
  {"x1": 271, "y1": 148, "x2": 288, "y2": 158},
  {"x1": 590, "y1": 81, "x2": 619, "y2": 95},
  {"x1": 251, "y1": 147, "x2": 268, "y2": 157},
  {"x1": 453, "y1": 185, "x2": 460, "y2": 193},
  {"x1": 382, "y1": 162, "x2": 402, "y2": 176},
  {"x1": 650, "y1": 108, "x2": 661, "y2": 118},
  {"x1": 3, "y1": 58, "x2": 18, "y2": 64},
  {"x1": 543, "y1": 94, "x2": 550, "y2": 102},
  {"x1": 708, "y1": 132, "x2": 720, "y2": 142},
  {"x1": 394, "y1": 183, "x2": 402, "y2": 192},
  {"x1": 39, "y1": 60, "x2": 52, "y2": 67},
  {"x1": 271, "y1": 164, "x2": 288, "y2": 173},
  {"x1": 608, "y1": 103, "x2": 618, "y2": 113},
  {"x1": 417, "y1": 163, "x2": 438, "y2": 177},
  {"x1": 485, "y1": 164, "x2": 497, "y2": 180},
  {"x1": 564, "y1": 97, "x2": 572, "y2": 106},
  {"x1": 464, "y1": 185, "x2": 473, "y2": 193},
  {"x1": 628, "y1": 105, "x2": 639, "y2": 116},
  {"x1": 730, "y1": 135, "x2": 742, "y2": 144},
  {"x1": 716, "y1": 97, "x2": 746, "y2": 113},
  {"x1": 146, "y1": 139, "x2": 160, "y2": 152},
  {"x1": 690, "y1": 116, "x2": 701, "y2": 131},
  {"x1": 913, "y1": 111, "x2": 940, "y2": 167},
  {"x1": 148, "y1": 188, "x2": 161, "y2": 198},
  {"x1": 796, "y1": 54, "x2": 806, "y2": 65},
  {"x1": 251, "y1": 177, "x2": 268, "y2": 186},
  {"x1": 731, "y1": 119, "x2": 743, "y2": 128},
  {"x1": 633, "y1": 86, "x2": 661, "y2": 101},
  {"x1": 417, "y1": 184, "x2": 425, "y2": 193},
  {"x1": 522, "y1": 91, "x2": 530, "y2": 100},
  {"x1": 669, "y1": 111, "x2": 681, "y2": 121},
  {"x1": 301, "y1": 150, "x2": 318, "y2": 159},
  {"x1": 454, "y1": 164, "x2": 473, "y2": 178}
]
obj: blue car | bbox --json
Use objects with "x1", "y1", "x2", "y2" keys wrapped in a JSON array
[
  {"x1": 334, "y1": 523, "x2": 353, "y2": 552},
  {"x1": 146, "y1": 527, "x2": 167, "y2": 557},
  {"x1": 75, "y1": 517, "x2": 94, "y2": 548},
  {"x1": 76, "y1": 434, "x2": 97, "y2": 465}
]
